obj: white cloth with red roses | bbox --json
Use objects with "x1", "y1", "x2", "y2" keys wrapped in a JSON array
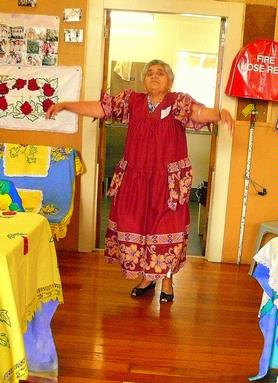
[{"x1": 0, "y1": 65, "x2": 82, "y2": 133}]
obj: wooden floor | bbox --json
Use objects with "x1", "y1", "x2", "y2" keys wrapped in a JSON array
[{"x1": 47, "y1": 252, "x2": 266, "y2": 383}]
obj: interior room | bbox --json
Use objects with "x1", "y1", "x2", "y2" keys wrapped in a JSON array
[{"x1": 0, "y1": 1, "x2": 278, "y2": 383}]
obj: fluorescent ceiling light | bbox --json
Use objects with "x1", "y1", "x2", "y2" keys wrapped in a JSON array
[
  {"x1": 178, "y1": 51, "x2": 216, "y2": 58},
  {"x1": 111, "y1": 11, "x2": 154, "y2": 24},
  {"x1": 111, "y1": 27, "x2": 156, "y2": 36},
  {"x1": 181, "y1": 13, "x2": 219, "y2": 20}
]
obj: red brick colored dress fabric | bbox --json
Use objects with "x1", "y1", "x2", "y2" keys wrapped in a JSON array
[{"x1": 101, "y1": 90, "x2": 205, "y2": 280}]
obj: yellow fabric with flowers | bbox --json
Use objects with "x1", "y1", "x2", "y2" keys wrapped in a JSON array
[
  {"x1": 0, "y1": 212, "x2": 63, "y2": 383},
  {"x1": 3, "y1": 144, "x2": 51, "y2": 177}
]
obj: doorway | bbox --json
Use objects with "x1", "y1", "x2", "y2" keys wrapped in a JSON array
[{"x1": 96, "y1": 10, "x2": 223, "y2": 256}]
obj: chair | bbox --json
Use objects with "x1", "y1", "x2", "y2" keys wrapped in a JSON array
[{"x1": 248, "y1": 220, "x2": 278, "y2": 275}]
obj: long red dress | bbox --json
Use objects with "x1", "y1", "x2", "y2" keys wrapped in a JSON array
[{"x1": 101, "y1": 90, "x2": 205, "y2": 281}]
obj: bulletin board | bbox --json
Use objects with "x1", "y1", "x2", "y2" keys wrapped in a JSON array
[{"x1": 0, "y1": 2, "x2": 87, "y2": 251}]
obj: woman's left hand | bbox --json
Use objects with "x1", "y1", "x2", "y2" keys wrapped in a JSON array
[{"x1": 219, "y1": 108, "x2": 234, "y2": 135}]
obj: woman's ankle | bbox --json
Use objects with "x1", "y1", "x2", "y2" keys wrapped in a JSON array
[
  {"x1": 137, "y1": 277, "x2": 151, "y2": 288},
  {"x1": 161, "y1": 276, "x2": 173, "y2": 294}
]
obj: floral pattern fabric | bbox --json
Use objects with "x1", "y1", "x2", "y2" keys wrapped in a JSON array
[
  {"x1": 172, "y1": 92, "x2": 206, "y2": 130},
  {"x1": 167, "y1": 157, "x2": 193, "y2": 210},
  {"x1": 101, "y1": 90, "x2": 206, "y2": 130},
  {"x1": 101, "y1": 89, "x2": 132, "y2": 124},
  {"x1": 106, "y1": 158, "x2": 127, "y2": 197},
  {"x1": 101, "y1": 90, "x2": 206, "y2": 279},
  {"x1": 105, "y1": 219, "x2": 189, "y2": 280}
]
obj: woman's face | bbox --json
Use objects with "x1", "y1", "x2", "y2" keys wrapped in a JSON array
[{"x1": 144, "y1": 64, "x2": 173, "y2": 95}]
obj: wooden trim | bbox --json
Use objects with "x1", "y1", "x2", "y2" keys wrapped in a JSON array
[{"x1": 95, "y1": 11, "x2": 111, "y2": 248}]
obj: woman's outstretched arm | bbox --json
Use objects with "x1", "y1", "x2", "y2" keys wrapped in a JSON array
[
  {"x1": 45, "y1": 100, "x2": 105, "y2": 120},
  {"x1": 191, "y1": 103, "x2": 234, "y2": 134}
]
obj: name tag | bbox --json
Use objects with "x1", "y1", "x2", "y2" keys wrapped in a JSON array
[{"x1": 161, "y1": 106, "x2": 171, "y2": 119}]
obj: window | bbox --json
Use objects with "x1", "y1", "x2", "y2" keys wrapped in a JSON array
[{"x1": 173, "y1": 51, "x2": 218, "y2": 107}]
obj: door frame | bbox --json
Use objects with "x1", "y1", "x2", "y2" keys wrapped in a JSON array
[{"x1": 78, "y1": 0, "x2": 245, "y2": 263}]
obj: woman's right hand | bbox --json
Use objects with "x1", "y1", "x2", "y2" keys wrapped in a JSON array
[{"x1": 45, "y1": 102, "x2": 65, "y2": 120}]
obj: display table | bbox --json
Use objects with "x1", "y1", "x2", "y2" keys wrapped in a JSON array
[
  {"x1": 0, "y1": 212, "x2": 63, "y2": 383},
  {"x1": 249, "y1": 237, "x2": 278, "y2": 381}
]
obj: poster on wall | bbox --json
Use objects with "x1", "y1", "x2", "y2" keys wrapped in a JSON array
[
  {"x1": 18, "y1": 0, "x2": 37, "y2": 7},
  {"x1": 0, "y1": 13, "x2": 59, "y2": 66},
  {"x1": 0, "y1": 65, "x2": 82, "y2": 133},
  {"x1": 64, "y1": 29, "x2": 83, "y2": 43},
  {"x1": 63, "y1": 8, "x2": 82, "y2": 22}
]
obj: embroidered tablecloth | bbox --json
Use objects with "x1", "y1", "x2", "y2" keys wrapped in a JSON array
[
  {"x1": 0, "y1": 212, "x2": 63, "y2": 383},
  {"x1": 249, "y1": 237, "x2": 278, "y2": 381}
]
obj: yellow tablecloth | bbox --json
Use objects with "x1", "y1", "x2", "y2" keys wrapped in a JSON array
[{"x1": 0, "y1": 212, "x2": 63, "y2": 383}]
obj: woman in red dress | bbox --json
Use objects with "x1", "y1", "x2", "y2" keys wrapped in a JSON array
[{"x1": 46, "y1": 59, "x2": 233, "y2": 303}]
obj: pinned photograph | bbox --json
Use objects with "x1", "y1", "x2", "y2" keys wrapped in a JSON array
[
  {"x1": 42, "y1": 53, "x2": 57, "y2": 66},
  {"x1": 64, "y1": 29, "x2": 83, "y2": 43},
  {"x1": 63, "y1": 8, "x2": 82, "y2": 22},
  {"x1": 0, "y1": 24, "x2": 8, "y2": 39},
  {"x1": 46, "y1": 29, "x2": 59, "y2": 42},
  {"x1": 27, "y1": 40, "x2": 40, "y2": 55},
  {"x1": 25, "y1": 54, "x2": 42, "y2": 66},
  {"x1": 27, "y1": 27, "x2": 46, "y2": 41},
  {"x1": 18, "y1": 0, "x2": 37, "y2": 7}
]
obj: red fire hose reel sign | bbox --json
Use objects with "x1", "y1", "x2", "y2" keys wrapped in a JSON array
[{"x1": 225, "y1": 39, "x2": 278, "y2": 101}]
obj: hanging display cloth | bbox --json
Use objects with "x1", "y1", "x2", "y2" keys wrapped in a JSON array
[{"x1": 225, "y1": 39, "x2": 278, "y2": 265}]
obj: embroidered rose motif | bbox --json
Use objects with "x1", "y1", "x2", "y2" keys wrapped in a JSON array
[
  {"x1": 0, "y1": 83, "x2": 9, "y2": 95},
  {"x1": 20, "y1": 101, "x2": 33, "y2": 115},
  {"x1": 0, "y1": 97, "x2": 8, "y2": 111},
  {"x1": 12, "y1": 79, "x2": 27, "y2": 90},
  {"x1": 42, "y1": 83, "x2": 55, "y2": 97},
  {"x1": 0, "y1": 76, "x2": 58, "y2": 121},
  {"x1": 28, "y1": 78, "x2": 40, "y2": 91},
  {"x1": 42, "y1": 98, "x2": 55, "y2": 112}
]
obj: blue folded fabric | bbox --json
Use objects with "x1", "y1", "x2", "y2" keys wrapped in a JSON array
[
  {"x1": 249, "y1": 264, "x2": 278, "y2": 380},
  {"x1": 23, "y1": 300, "x2": 59, "y2": 372}
]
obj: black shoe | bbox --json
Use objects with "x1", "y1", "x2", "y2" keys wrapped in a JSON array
[
  {"x1": 160, "y1": 291, "x2": 174, "y2": 303},
  {"x1": 131, "y1": 281, "x2": 156, "y2": 297}
]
